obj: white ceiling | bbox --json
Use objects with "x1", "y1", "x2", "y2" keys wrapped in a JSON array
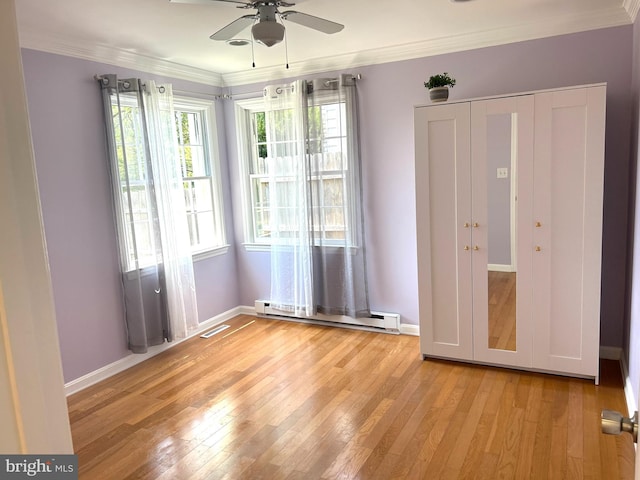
[{"x1": 14, "y1": 0, "x2": 639, "y2": 86}]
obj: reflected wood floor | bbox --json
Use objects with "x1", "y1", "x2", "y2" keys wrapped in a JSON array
[
  {"x1": 488, "y1": 271, "x2": 517, "y2": 351},
  {"x1": 68, "y1": 315, "x2": 634, "y2": 479}
]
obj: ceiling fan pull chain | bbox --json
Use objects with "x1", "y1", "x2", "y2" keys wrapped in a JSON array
[
  {"x1": 251, "y1": 35, "x2": 256, "y2": 68},
  {"x1": 284, "y1": 27, "x2": 289, "y2": 69}
]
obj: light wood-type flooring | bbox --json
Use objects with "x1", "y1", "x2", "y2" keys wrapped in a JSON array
[
  {"x1": 488, "y1": 271, "x2": 517, "y2": 351},
  {"x1": 68, "y1": 315, "x2": 634, "y2": 479}
]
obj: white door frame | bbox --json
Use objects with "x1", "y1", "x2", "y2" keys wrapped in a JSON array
[{"x1": 0, "y1": 0, "x2": 73, "y2": 453}]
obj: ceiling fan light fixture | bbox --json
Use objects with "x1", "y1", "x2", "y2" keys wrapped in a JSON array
[
  {"x1": 251, "y1": 21, "x2": 285, "y2": 47},
  {"x1": 226, "y1": 38, "x2": 251, "y2": 46}
]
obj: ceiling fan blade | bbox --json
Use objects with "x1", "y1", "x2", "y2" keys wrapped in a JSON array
[
  {"x1": 209, "y1": 15, "x2": 256, "y2": 40},
  {"x1": 280, "y1": 11, "x2": 343, "y2": 34},
  {"x1": 170, "y1": 0, "x2": 252, "y2": 6}
]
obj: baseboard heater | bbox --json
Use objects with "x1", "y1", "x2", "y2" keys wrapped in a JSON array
[{"x1": 254, "y1": 300, "x2": 400, "y2": 334}]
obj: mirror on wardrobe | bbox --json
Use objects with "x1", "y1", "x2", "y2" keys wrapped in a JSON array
[{"x1": 486, "y1": 113, "x2": 517, "y2": 351}]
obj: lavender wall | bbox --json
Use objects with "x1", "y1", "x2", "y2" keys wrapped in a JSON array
[
  {"x1": 20, "y1": 50, "x2": 240, "y2": 383},
  {"x1": 20, "y1": 24, "x2": 636, "y2": 384},
  {"x1": 624, "y1": 13, "x2": 640, "y2": 408},
  {"x1": 228, "y1": 26, "x2": 633, "y2": 349},
  {"x1": 487, "y1": 114, "x2": 512, "y2": 267}
]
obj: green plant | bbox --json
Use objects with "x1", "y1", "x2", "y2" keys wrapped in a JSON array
[{"x1": 424, "y1": 72, "x2": 456, "y2": 89}]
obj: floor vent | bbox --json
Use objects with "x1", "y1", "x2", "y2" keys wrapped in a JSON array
[{"x1": 200, "y1": 324, "x2": 230, "y2": 339}]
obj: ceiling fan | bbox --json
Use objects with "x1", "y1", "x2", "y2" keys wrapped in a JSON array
[{"x1": 169, "y1": 0, "x2": 344, "y2": 48}]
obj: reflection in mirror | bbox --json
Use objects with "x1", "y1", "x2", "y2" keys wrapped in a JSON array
[
  {"x1": 488, "y1": 271, "x2": 517, "y2": 350},
  {"x1": 487, "y1": 113, "x2": 517, "y2": 351}
]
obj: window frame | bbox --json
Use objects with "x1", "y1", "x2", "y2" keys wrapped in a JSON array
[
  {"x1": 112, "y1": 93, "x2": 228, "y2": 274},
  {"x1": 173, "y1": 96, "x2": 228, "y2": 261},
  {"x1": 234, "y1": 95, "x2": 356, "y2": 250},
  {"x1": 235, "y1": 96, "x2": 267, "y2": 249}
]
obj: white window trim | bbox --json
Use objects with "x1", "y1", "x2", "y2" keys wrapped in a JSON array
[
  {"x1": 125, "y1": 244, "x2": 230, "y2": 279},
  {"x1": 242, "y1": 242, "x2": 358, "y2": 255},
  {"x1": 111, "y1": 93, "x2": 229, "y2": 275},
  {"x1": 193, "y1": 244, "x2": 230, "y2": 261},
  {"x1": 174, "y1": 95, "x2": 228, "y2": 257},
  {"x1": 235, "y1": 97, "x2": 264, "y2": 245},
  {"x1": 235, "y1": 96, "x2": 356, "y2": 249},
  {"x1": 242, "y1": 242, "x2": 270, "y2": 252}
]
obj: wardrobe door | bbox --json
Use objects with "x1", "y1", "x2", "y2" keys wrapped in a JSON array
[
  {"x1": 532, "y1": 86, "x2": 606, "y2": 379},
  {"x1": 470, "y1": 95, "x2": 535, "y2": 368},
  {"x1": 416, "y1": 103, "x2": 473, "y2": 360}
]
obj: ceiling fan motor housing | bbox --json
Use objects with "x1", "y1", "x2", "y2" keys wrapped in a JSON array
[
  {"x1": 252, "y1": 20, "x2": 285, "y2": 46},
  {"x1": 252, "y1": 4, "x2": 284, "y2": 47},
  {"x1": 200, "y1": 0, "x2": 343, "y2": 48}
]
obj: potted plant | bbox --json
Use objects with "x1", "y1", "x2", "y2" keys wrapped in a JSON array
[{"x1": 424, "y1": 72, "x2": 456, "y2": 102}]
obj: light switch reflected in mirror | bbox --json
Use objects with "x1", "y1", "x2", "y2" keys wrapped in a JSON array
[{"x1": 486, "y1": 113, "x2": 517, "y2": 351}]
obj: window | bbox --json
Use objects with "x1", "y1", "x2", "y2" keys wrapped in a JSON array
[
  {"x1": 174, "y1": 98, "x2": 226, "y2": 256},
  {"x1": 236, "y1": 95, "x2": 352, "y2": 246},
  {"x1": 112, "y1": 95, "x2": 226, "y2": 270}
]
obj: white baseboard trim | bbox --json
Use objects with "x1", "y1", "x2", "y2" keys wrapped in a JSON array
[
  {"x1": 400, "y1": 323, "x2": 420, "y2": 336},
  {"x1": 236, "y1": 305, "x2": 255, "y2": 316},
  {"x1": 64, "y1": 306, "x2": 246, "y2": 396},
  {"x1": 620, "y1": 354, "x2": 637, "y2": 417},
  {"x1": 600, "y1": 346, "x2": 622, "y2": 360}
]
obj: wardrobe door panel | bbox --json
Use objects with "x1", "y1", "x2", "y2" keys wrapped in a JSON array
[
  {"x1": 416, "y1": 103, "x2": 473, "y2": 360},
  {"x1": 532, "y1": 86, "x2": 605, "y2": 378},
  {"x1": 470, "y1": 95, "x2": 534, "y2": 368}
]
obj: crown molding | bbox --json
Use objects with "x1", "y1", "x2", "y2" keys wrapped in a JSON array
[
  {"x1": 19, "y1": 31, "x2": 224, "y2": 87},
  {"x1": 624, "y1": 0, "x2": 640, "y2": 21},
  {"x1": 18, "y1": 4, "x2": 632, "y2": 89},
  {"x1": 222, "y1": 6, "x2": 632, "y2": 86}
]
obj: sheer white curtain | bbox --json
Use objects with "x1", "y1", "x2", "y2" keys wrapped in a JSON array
[
  {"x1": 142, "y1": 81, "x2": 199, "y2": 341},
  {"x1": 98, "y1": 75, "x2": 198, "y2": 352},
  {"x1": 265, "y1": 75, "x2": 370, "y2": 319},
  {"x1": 265, "y1": 80, "x2": 315, "y2": 317}
]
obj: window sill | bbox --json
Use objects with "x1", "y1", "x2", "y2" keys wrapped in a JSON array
[
  {"x1": 124, "y1": 245, "x2": 230, "y2": 279},
  {"x1": 243, "y1": 243, "x2": 271, "y2": 252},
  {"x1": 243, "y1": 243, "x2": 359, "y2": 255},
  {"x1": 194, "y1": 245, "x2": 230, "y2": 262}
]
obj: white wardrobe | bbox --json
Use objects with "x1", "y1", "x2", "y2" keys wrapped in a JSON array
[{"x1": 415, "y1": 84, "x2": 606, "y2": 381}]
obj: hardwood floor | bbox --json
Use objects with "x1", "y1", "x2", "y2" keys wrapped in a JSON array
[{"x1": 68, "y1": 315, "x2": 634, "y2": 479}]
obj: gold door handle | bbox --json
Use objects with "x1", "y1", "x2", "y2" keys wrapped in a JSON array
[
  {"x1": 535, "y1": 221, "x2": 542, "y2": 227},
  {"x1": 535, "y1": 246, "x2": 541, "y2": 252},
  {"x1": 472, "y1": 222, "x2": 479, "y2": 228},
  {"x1": 463, "y1": 222, "x2": 470, "y2": 228},
  {"x1": 473, "y1": 245, "x2": 479, "y2": 251},
  {"x1": 464, "y1": 246, "x2": 470, "y2": 251}
]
